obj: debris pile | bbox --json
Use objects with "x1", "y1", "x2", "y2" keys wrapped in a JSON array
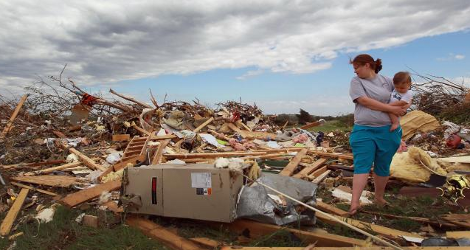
[{"x1": 1, "y1": 76, "x2": 470, "y2": 249}]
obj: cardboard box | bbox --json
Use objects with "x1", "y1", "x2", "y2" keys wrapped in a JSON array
[{"x1": 121, "y1": 164, "x2": 243, "y2": 222}]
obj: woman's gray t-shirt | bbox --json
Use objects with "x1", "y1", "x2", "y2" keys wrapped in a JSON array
[{"x1": 349, "y1": 75, "x2": 394, "y2": 127}]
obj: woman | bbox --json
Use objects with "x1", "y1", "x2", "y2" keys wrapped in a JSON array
[{"x1": 348, "y1": 54, "x2": 407, "y2": 215}]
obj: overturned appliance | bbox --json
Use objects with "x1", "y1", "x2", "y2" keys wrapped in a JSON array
[
  {"x1": 120, "y1": 164, "x2": 243, "y2": 223},
  {"x1": 120, "y1": 164, "x2": 317, "y2": 225},
  {"x1": 236, "y1": 173, "x2": 318, "y2": 225}
]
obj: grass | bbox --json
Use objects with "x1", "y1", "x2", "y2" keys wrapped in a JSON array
[
  {"x1": 315, "y1": 184, "x2": 464, "y2": 236},
  {"x1": 0, "y1": 206, "x2": 167, "y2": 250},
  {"x1": 248, "y1": 229, "x2": 308, "y2": 247},
  {"x1": 309, "y1": 120, "x2": 352, "y2": 133}
]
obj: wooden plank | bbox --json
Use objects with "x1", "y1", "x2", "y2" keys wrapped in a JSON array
[
  {"x1": 126, "y1": 216, "x2": 205, "y2": 250},
  {"x1": 1, "y1": 160, "x2": 66, "y2": 170},
  {"x1": 315, "y1": 212, "x2": 422, "y2": 239},
  {"x1": 223, "y1": 219, "x2": 367, "y2": 247},
  {"x1": 132, "y1": 124, "x2": 152, "y2": 136},
  {"x1": 237, "y1": 120, "x2": 252, "y2": 131},
  {"x1": 300, "y1": 120, "x2": 323, "y2": 130},
  {"x1": 112, "y1": 134, "x2": 130, "y2": 142},
  {"x1": 446, "y1": 231, "x2": 470, "y2": 238},
  {"x1": 220, "y1": 247, "x2": 470, "y2": 250},
  {"x1": 315, "y1": 201, "x2": 349, "y2": 217},
  {"x1": 103, "y1": 201, "x2": 124, "y2": 214},
  {"x1": 10, "y1": 182, "x2": 58, "y2": 196},
  {"x1": 164, "y1": 152, "x2": 267, "y2": 159},
  {"x1": 53, "y1": 130, "x2": 67, "y2": 138},
  {"x1": 312, "y1": 170, "x2": 332, "y2": 184},
  {"x1": 60, "y1": 180, "x2": 121, "y2": 207},
  {"x1": 361, "y1": 211, "x2": 457, "y2": 228},
  {"x1": 309, "y1": 150, "x2": 354, "y2": 160},
  {"x1": 438, "y1": 156, "x2": 470, "y2": 164},
  {"x1": 150, "y1": 134, "x2": 177, "y2": 140},
  {"x1": 152, "y1": 139, "x2": 171, "y2": 165},
  {"x1": 33, "y1": 162, "x2": 81, "y2": 175},
  {"x1": 111, "y1": 154, "x2": 145, "y2": 173},
  {"x1": 253, "y1": 148, "x2": 354, "y2": 160},
  {"x1": 1, "y1": 94, "x2": 28, "y2": 138},
  {"x1": 109, "y1": 88, "x2": 152, "y2": 108},
  {"x1": 0, "y1": 188, "x2": 29, "y2": 236},
  {"x1": 279, "y1": 148, "x2": 308, "y2": 176},
  {"x1": 193, "y1": 117, "x2": 214, "y2": 133},
  {"x1": 242, "y1": 153, "x2": 292, "y2": 160},
  {"x1": 189, "y1": 237, "x2": 220, "y2": 248},
  {"x1": 69, "y1": 148, "x2": 106, "y2": 172},
  {"x1": 440, "y1": 214, "x2": 470, "y2": 228},
  {"x1": 309, "y1": 166, "x2": 328, "y2": 179},
  {"x1": 227, "y1": 123, "x2": 276, "y2": 140},
  {"x1": 11, "y1": 175, "x2": 78, "y2": 187},
  {"x1": 293, "y1": 158, "x2": 327, "y2": 178}
]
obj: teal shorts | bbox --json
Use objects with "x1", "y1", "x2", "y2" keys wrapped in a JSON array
[{"x1": 349, "y1": 124, "x2": 402, "y2": 176}]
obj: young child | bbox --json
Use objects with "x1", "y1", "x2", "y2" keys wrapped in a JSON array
[{"x1": 389, "y1": 71, "x2": 413, "y2": 131}]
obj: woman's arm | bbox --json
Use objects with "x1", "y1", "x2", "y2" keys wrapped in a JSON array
[{"x1": 356, "y1": 96, "x2": 406, "y2": 116}]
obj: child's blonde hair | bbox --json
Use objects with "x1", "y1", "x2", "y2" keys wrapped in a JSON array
[{"x1": 393, "y1": 71, "x2": 411, "y2": 86}]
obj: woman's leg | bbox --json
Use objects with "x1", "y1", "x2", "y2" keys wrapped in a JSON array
[
  {"x1": 373, "y1": 173, "x2": 389, "y2": 205},
  {"x1": 373, "y1": 125, "x2": 401, "y2": 206},
  {"x1": 350, "y1": 173, "x2": 369, "y2": 214}
]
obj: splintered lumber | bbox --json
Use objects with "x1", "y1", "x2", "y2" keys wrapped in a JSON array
[
  {"x1": 109, "y1": 88, "x2": 152, "y2": 108},
  {"x1": 112, "y1": 134, "x2": 130, "y2": 142},
  {"x1": 33, "y1": 162, "x2": 82, "y2": 175},
  {"x1": 293, "y1": 158, "x2": 327, "y2": 178},
  {"x1": 308, "y1": 166, "x2": 328, "y2": 179},
  {"x1": 11, "y1": 175, "x2": 78, "y2": 188},
  {"x1": 315, "y1": 201, "x2": 349, "y2": 217},
  {"x1": 223, "y1": 219, "x2": 367, "y2": 247},
  {"x1": 439, "y1": 155, "x2": 470, "y2": 164},
  {"x1": 2, "y1": 160, "x2": 66, "y2": 170},
  {"x1": 193, "y1": 117, "x2": 214, "y2": 133},
  {"x1": 103, "y1": 201, "x2": 124, "y2": 214},
  {"x1": 53, "y1": 130, "x2": 67, "y2": 138},
  {"x1": 0, "y1": 188, "x2": 29, "y2": 236},
  {"x1": 220, "y1": 247, "x2": 468, "y2": 250},
  {"x1": 226, "y1": 123, "x2": 276, "y2": 140},
  {"x1": 132, "y1": 124, "x2": 152, "y2": 136},
  {"x1": 150, "y1": 134, "x2": 177, "y2": 140},
  {"x1": 254, "y1": 148, "x2": 354, "y2": 161},
  {"x1": 440, "y1": 214, "x2": 470, "y2": 228},
  {"x1": 189, "y1": 237, "x2": 221, "y2": 248},
  {"x1": 164, "y1": 152, "x2": 267, "y2": 159},
  {"x1": 152, "y1": 139, "x2": 171, "y2": 164},
  {"x1": 300, "y1": 120, "x2": 323, "y2": 130},
  {"x1": 69, "y1": 148, "x2": 106, "y2": 172},
  {"x1": 0, "y1": 94, "x2": 28, "y2": 138},
  {"x1": 11, "y1": 182, "x2": 58, "y2": 196},
  {"x1": 309, "y1": 150, "x2": 354, "y2": 160},
  {"x1": 238, "y1": 121, "x2": 252, "y2": 131},
  {"x1": 242, "y1": 153, "x2": 292, "y2": 160},
  {"x1": 99, "y1": 154, "x2": 145, "y2": 179},
  {"x1": 446, "y1": 231, "x2": 470, "y2": 238},
  {"x1": 126, "y1": 216, "x2": 205, "y2": 250},
  {"x1": 60, "y1": 180, "x2": 121, "y2": 207},
  {"x1": 279, "y1": 148, "x2": 308, "y2": 176},
  {"x1": 362, "y1": 211, "x2": 457, "y2": 228},
  {"x1": 315, "y1": 212, "x2": 422, "y2": 239},
  {"x1": 312, "y1": 170, "x2": 331, "y2": 184}
]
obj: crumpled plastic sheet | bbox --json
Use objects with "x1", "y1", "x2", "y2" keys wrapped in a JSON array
[
  {"x1": 236, "y1": 173, "x2": 317, "y2": 225},
  {"x1": 421, "y1": 237, "x2": 470, "y2": 246}
]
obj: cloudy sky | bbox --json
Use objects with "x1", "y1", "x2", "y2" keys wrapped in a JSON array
[{"x1": 1, "y1": 0, "x2": 469, "y2": 115}]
